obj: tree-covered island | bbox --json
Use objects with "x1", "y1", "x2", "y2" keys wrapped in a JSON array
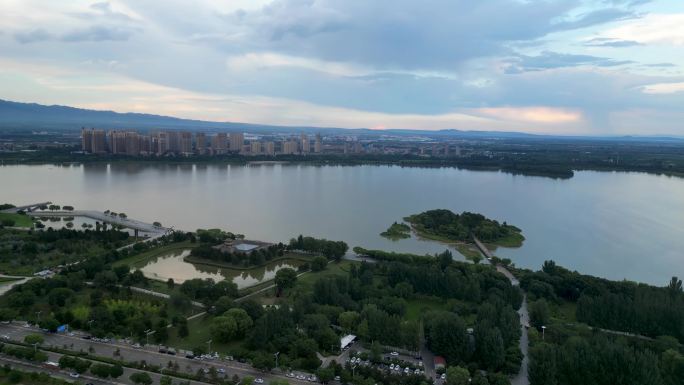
[{"x1": 403, "y1": 209, "x2": 524, "y2": 247}]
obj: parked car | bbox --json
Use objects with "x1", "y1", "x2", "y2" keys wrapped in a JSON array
[
  {"x1": 255, "y1": 378, "x2": 264, "y2": 384},
  {"x1": 69, "y1": 373, "x2": 80, "y2": 378}
]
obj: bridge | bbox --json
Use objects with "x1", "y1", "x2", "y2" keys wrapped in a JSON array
[
  {"x1": 0, "y1": 202, "x2": 52, "y2": 214},
  {"x1": 27, "y1": 210, "x2": 169, "y2": 236}
]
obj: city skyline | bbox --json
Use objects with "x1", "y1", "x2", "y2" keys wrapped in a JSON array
[{"x1": 1, "y1": 1, "x2": 684, "y2": 135}]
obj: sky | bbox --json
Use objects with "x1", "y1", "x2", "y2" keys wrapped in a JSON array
[{"x1": 1, "y1": 0, "x2": 683, "y2": 135}]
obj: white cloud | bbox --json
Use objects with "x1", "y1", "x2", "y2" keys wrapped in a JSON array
[
  {"x1": 599, "y1": 13, "x2": 684, "y2": 45},
  {"x1": 641, "y1": 82, "x2": 684, "y2": 94}
]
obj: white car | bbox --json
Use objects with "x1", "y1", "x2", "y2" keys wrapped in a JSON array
[
  {"x1": 404, "y1": 367, "x2": 410, "y2": 374},
  {"x1": 218, "y1": 368, "x2": 226, "y2": 374},
  {"x1": 441, "y1": 373, "x2": 446, "y2": 380},
  {"x1": 255, "y1": 378, "x2": 264, "y2": 384},
  {"x1": 287, "y1": 373, "x2": 295, "y2": 378},
  {"x1": 414, "y1": 369, "x2": 420, "y2": 375},
  {"x1": 69, "y1": 373, "x2": 80, "y2": 378},
  {"x1": 389, "y1": 364, "x2": 395, "y2": 370}
]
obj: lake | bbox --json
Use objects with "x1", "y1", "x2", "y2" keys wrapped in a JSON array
[{"x1": 1, "y1": 162, "x2": 683, "y2": 285}]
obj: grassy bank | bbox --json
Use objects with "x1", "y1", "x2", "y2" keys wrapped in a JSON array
[
  {"x1": 0, "y1": 212, "x2": 34, "y2": 227},
  {"x1": 113, "y1": 241, "x2": 196, "y2": 268},
  {"x1": 184, "y1": 252, "x2": 314, "y2": 271}
]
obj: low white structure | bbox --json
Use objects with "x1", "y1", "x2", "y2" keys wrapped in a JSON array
[{"x1": 340, "y1": 334, "x2": 356, "y2": 350}]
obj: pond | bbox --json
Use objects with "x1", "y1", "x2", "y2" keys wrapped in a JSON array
[{"x1": 138, "y1": 249, "x2": 303, "y2": 289}]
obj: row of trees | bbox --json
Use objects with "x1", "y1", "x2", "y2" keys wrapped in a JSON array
[
  {"x1": 520, "y1": 261, "x2": 684, "y2": 342},
  {"x1": 287, "y1": 235, "x2": 348, "y2": 260},
  {"x1": 190, "y1": 243, "x2": 287, "y2": 267},
  {"x1": 529, "y1": 335, "x2": 684, "y2": 385}
]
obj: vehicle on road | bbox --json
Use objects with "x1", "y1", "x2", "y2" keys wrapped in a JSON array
[
  {"x1": 390, "y1": 352, "x2": 399, "y2": 356},
  {"x1": 69, "y1": 373, "x2": 80, "y2": 378},
  {"x1": 255, "y1": 378, "x2": 264, "y2": 384}
]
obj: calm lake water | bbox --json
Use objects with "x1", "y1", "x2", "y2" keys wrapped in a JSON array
[
  {"x1": 1, "y1": 163, "x2": 683, "y2": 285},
  {"x1": 137, "y1": 249, "x2": 302, "y2": 289}
]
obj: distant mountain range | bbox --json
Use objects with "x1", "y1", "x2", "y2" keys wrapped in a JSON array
[{"x1": 1, "y1": 99, "x2": 682, "y2": 141}]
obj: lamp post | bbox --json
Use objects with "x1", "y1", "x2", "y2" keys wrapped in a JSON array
[
  {"x1": 274, "y1": 352, "x2": 280, "y2": 369},
  {"x1": 207, "y1": 339, "x2": 212, "y2": 354},
  {"x1": 145, "y1": 329, "x2": 155, "y2": 346},
  {"x1": 541, "y1": 325, "x2": 546, "y2": 340}
]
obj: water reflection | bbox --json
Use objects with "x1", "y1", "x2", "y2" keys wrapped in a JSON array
[{"x1": 138, "y1": 249, "x2": 302, "y2": 289}]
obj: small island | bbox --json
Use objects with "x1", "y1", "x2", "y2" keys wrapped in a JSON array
[
  {"x1": 404, "y1": 209, "x2": 524, "y2": 247},
  {"x1": 380, "y1": 221, "x2": 411, "y2": 240}
]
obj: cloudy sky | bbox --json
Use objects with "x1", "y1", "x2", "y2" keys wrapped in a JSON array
[{"x1": 1, "y1": 0, "x2": 683, "y2": 134}]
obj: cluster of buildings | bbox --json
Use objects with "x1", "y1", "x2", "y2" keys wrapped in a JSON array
[{"x1": 81, "y1": 128, "x2": 325, "y2": 156}]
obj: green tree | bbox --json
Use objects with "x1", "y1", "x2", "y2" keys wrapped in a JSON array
[
  {"x1": 160, "y1": 375, "x2": 173, "y2": 385},
  {"x1": 225, "y1": 308, "x2": 253, "y2": 337},
  {"x1": 130, "y1": 372, "x2": 153, "y2": 385},
  {"x1": 90, "y1": 363, "x2": 112, "y2": 378},
  {"x1": 275, "y1": 268, "x2": 298, "y2": 291},
  {"x1": 23, "y1": 334, "x2": 44, "y2": 345},
  {"x1": 252, "y1": 352, "x2": 275, "y2": 371},
  {"x1": 446, "y1": 366, "x2": 470, "y2": 385},
  {"x1": 338, "y1": 311, "x2": 360, "y2": 333},
  {"x1": 529, "y1": 299, "x2": 550, "y2": 329},
  {"x1": 316, "y1": 367, "x2": 335, "y2": 383},
  {"x1": 109, "y1": 364, "x2": 124, "y2": 378},
  {"x1": 210, "y1": 315, "x2": 238, "y2": 342},
  {"x1": 310, "y1": 256, "x2": 328, "y2": 272},
  {"x1": 529, "y1": 343, "x2": 557, "y2": 385},
  {"x1": 177, "y1": 318, "x2": 189, "y2": 338}
]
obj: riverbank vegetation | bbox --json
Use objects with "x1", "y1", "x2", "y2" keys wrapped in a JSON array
[
  {"x1": 0, "y1": 227, "x2": 131, "y2": 275},
  {"x1": 380, "y1": 222, "x2": 411, "y2": 240},
  {"x1": 520, "y1": 260, "x2": 684, "y2": 385},
  {"x1": 404, "y1": 209, "x2": 524, "y2": 247}
]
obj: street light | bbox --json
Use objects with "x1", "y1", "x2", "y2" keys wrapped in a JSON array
[
  {"x1": 274, "y1": 352, "x2": 280, "y2": 369},
  {"x1": 145, "y1": 329, "x2": 155, "y2": 346},
  {"x1": 206, "y1": 339, "x2": 212, "y2": 354},
  {"x1": 541, "y1": 325, "x2": 546, "y2": 340}
]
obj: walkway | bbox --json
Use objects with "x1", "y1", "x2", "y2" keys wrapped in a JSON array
[
  {"x1": 474, "y1": 237, "x2": 529, "y2": 385},
  {"x1": 0, "y1": 202, "x2": 51, "y2": 214},
  {"x1": 26, "y1": 210, "x2": 169, "y2": 234}
]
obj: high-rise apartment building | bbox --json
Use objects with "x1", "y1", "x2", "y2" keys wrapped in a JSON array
[
  {"x1": 300, "y1": 133, "x2": 309, "y2": 154},
  {"x1": 180, "y1": 132, "x2": 192, "y2": 154},
  {"x1": 81, "y1": 128, "x2": 93, "y2": 152},
  {"x1": 212, "y1": 133, "x2": 227, "y2": 154},
  {"x1": 264, "y1": 141, "x2": 275, "y2": 156},
  {"x1": 125, "y1": 131, "x2": 140, "y2": 156},
  {"x1": 92, "y1": 130, "x2": 106, "y2": 153},
  {"x1": 229, "y1": 132, "x2": 244, "y2": 153},
  {"x1": 250, "y1": 141, "x2": 262, "y2": 155},
  {"x1": 314, "y1": 133, "x2": 322, "y2": 153},
  {"x1": 196, "y1": 133, "x2": 206, "y2": 154},
  {"x1": 282, "y1": 139, "x2": 298, "y2": 155}
]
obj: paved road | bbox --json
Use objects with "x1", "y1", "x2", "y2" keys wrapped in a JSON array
[
  {"x1": 511, "y1": 296, "x2": 529, "y2": 385},
  {"x1": 0, "y1": 323, "x2": 314, "y2": 385},
  {"x1": 0, "y1": 275, "x2": 31, "y2": 296},
  {"x1": 473, "y1": 237, "x2": 529, "y2": 385}
]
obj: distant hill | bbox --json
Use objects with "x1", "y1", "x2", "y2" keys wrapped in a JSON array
[{"x1": 1, "y1": 99, "x2": 681, "y2": 141}]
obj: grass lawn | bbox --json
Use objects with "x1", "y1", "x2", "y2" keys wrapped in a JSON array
[
  {"x1": 551, "y1": 300, "x2": 577, "y2": 323},
  {"x1": 246, "y1": 260, "x2": 358, "y2": 304},
  {"x1": 405, "y1": 297, "x2": 449, "y2": 321},
  {"x1": 113, "y1": 241, "x2": 196, "y2": 268},
  {"x1": 0, "y1": 212, "x2": 34, "y2": 227},
  {"x1": 166, "y1": 314, "x2": 245, "y2": 354}
]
